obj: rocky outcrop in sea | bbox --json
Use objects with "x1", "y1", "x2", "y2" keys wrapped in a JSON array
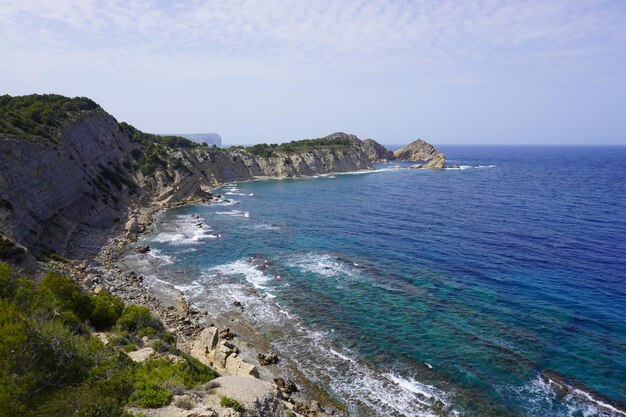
[{"x1": 394, "y1": 138, "x2": 446, "y2": 168}]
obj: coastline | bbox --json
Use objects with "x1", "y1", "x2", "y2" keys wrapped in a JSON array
[
  {"x1": 48, "y1": 165, "x2": 626, "y2": 417},
  {"x1": 73, "y1": 176, "x2": 359, "y2": 416}
]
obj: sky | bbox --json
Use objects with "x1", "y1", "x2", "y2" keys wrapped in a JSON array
[{"x1": 1, "y1": 1, "x2": 625, "y2": 145}]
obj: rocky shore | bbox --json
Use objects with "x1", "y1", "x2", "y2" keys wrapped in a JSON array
[{"x1": 56, "y1": 188, "x2": 344, "y2": 417}]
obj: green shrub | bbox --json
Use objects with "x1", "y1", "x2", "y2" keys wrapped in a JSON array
[
  {"x1": 117, "y1": 305, "x2": 164, "y2": 334},
  {"x1": 89, "y1": 292, "x2": 124, "y2": 330},
  {"x1": 220, "y1": 396, "x2": 244, "y2": 412},
  {"x1": 47, "y1": 252, "x2": 70, "y2": 263},
  {"x1": 0, "y1": 299, "x2": 97, "y2": 414},
  {"x1": 136, "y1": 326, "x2": 157, "y2": 338},
  {"x1": 0, "y1": 264, "x2": 196, "y2": 416},
  {"x1": 0, "y1": 263, "x2": 16, "y2": 298},
  {"x1": 151, "y1": 339, "x2": 170, "y2": 353},
  {"x1": 134, "y1": 356, "x2": 217, "y2": 393},
  {"x1": 128, "y1": 381, "x2": 172, "y2": 408},
  {"x1": 86, "y1": 353, "x2": 136, "y2": 403},
  {"x1": 35, "y1": 384, "x2": 131, "y2": 417},
  {"x1": 107, "y1": 331, "x2": 131, "y2": 347},
  {"x1": 122, "y1": 343, "x2": 137, "y2": 352},
  {"x1": 162, "y1": 331, "x2": 176, "y2": 345},
  {"x1": 243, "y1": 135, "x2": 356, "y2": 157},
  {"x1": 38, "y1": 271, "x2": 93, "y2": 321},
  {"x1": 0, "y1": 94, "x2": 100, "y2": 140}
]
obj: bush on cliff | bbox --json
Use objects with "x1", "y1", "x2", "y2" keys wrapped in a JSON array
[
  {"x1": 0, "y1": 94, "x2": 100, "y2": 140},
  {"x1": 0, "y1": 263, "x2": 216, "y2": 417},
  {"x1": 90, "y1": 291, "x2": 125, "y2": 330},
  {"x1": 117, "y1": 304, "x2": 164, "y2": 335},
  {"x1": 241, "y1": 136, "x2": 357, "y2": 157},
  {"x1": 39, "y1": 271, "x2": 94, "y2": 322}
]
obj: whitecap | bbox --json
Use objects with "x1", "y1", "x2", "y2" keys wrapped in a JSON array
[
  {"x1": 285, "y1": 253, "x2": 359, "y2": 280},
  {"x1": 174, "y1": 280, "x2": 205, "y2": 298},
  {"x1": 247, "y1": 223, "x2": 280, "y2": 231},
  {"x1": 146, "y1": 248, "x2": 176, "y2": 264},
  {"x1": 385, "y1": 373, "x2": 442, "y2": 401},
  {"x1": 150, "y1": 215, "x2": 217, "y2": 245},
  {"x1": 207, "y1": 259, "x2": 271, "y2": 289},
  {"x1": 215, "y1": 198, "x2": 240, "y2": 206},
  {"x1": 508, "y1": 375, "x2": 626, "y2": 417},
  {"x1": 216, "y1": 210, "x2": 250, "y2": 218}
]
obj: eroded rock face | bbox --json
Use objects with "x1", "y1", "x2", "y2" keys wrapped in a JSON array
[
  {"x1": 425, "y1": 152, "x2": 446, "y2": 169},
  {"x1": 394, "y1": 139, "x2": 446, "y2": 168},
  {"x1": 361, "y1": 139, "x2": 395, "y2": 162},
  {"x1": 0, "y1": 111, "x2": 138, "y2": 255}
]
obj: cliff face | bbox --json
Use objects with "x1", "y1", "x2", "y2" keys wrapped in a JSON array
[
  {"x1": 0, "y1": 110, "x2": 139, "y2": 255},
  {"x1": 0, "y1": 109, "x2": 372, "y2": 257},
  {"x1": 240, "y1": 148, "x2": 371, "y2": 177},
  {"x1": 362, "y1": 139, "x2": 395, "y2": 162},
  {"x1": 393, "y1": 139, "x2": 446, "y2": 168}
]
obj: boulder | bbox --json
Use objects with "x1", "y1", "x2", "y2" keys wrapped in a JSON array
[
  {"x1": 220, "y1": 328, "x2": 235, "y2": 340},
  {"x1": 212, "y1": 376, "x2": 286, "y2": 417},
  {"x1": 213, "y1": 340, "x2": 236, "y2": 369},
  {"x1": 225, "y1": 353, "x2": 260, "y2": 378},
  {"x1": 191, "y1": 326, "x2": 220, "y2": 366},
  {"x1": 135, "y1": 245, "x2": 150, "y2": 254},
  {"x1": 128, "y1": 347, "x2": 154, "y2": 362},
  {"x1": 175, "y1": 290, "x2": 190, "y2": 316},
  {"x1": 258, "y1": 351, "x2": 279, "y2": 366}
]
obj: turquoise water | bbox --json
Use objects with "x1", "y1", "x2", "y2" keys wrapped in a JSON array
[{"x1": 125, "y1": 146, "x2": 626, "y2": 416}]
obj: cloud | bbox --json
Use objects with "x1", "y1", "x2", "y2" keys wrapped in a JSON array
[{"x1": 0, "y1": 0, "x2": 624, "y2": 83}]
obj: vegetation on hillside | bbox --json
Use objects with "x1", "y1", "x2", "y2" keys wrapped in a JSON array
[
  {"x1": 118, "y1": 122, "x2": 205, "y2": 175},
  {"x1": 0, "y1": 264, "x2": 217, "y2": 417},
  {"x1": 230, "y1": 136, "x2": 358, "y2": 158},
  {"x1": 0, "y1": 94, "x2": 100, "y2": 140}
]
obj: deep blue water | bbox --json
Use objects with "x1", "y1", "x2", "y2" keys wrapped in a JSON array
[{"x1": 125, "y1": 146, "x2": 626, "y2": 417}]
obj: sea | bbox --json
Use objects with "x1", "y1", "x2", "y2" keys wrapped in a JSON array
[{"x1": 120, "y1": 146, "x2": 626, "y2": 417}]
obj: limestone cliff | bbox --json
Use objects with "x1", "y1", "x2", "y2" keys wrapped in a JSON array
[
  {"x1": 394, "y1": 139, "x2": 446, "y2": 168},
  {"x1": 0, "y1": 110, "x2": 139, "y2": 257},
  {"x1": 361, "y1": 139, "x2": 395, "y2": 162},
  {"x1": 0, "y1": 96, "x2": 373, "y2": 258}
]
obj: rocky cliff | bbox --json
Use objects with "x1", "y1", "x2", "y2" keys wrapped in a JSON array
[
  {"x1": 361, "y1": 139, "x2": 395, "y2": 162},
  {"x1": 393, "y1": 139, "x2": 446, "y2": 168},
  {"x1": 0, "y1": 96, "x2": 373, "y2": 260}
]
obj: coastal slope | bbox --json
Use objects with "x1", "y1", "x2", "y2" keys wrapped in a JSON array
[{"x1": 0, "y1": 95, "x2": 373, "y2": 259}]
